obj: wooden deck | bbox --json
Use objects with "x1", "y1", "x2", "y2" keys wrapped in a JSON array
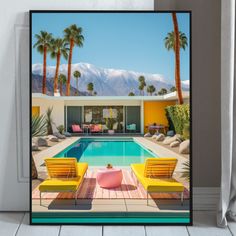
[{"x1": 32, "y1": 169, "x2": 189, "y2": 200}]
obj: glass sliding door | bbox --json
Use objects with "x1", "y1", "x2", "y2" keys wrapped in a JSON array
[
  {"x1": 125, "y1": 106, "x2": 141, "y2": 133},
  {"x1": 84, "y1": 106, "x2": 124, "y2": 133},
  {"x1": 66, "y1": 106, "x2": 82, "y2": 132}
]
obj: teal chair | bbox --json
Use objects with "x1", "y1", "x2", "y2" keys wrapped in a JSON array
[{"x1": 126, "y1": 124, "x2": 136, "y2": 133}]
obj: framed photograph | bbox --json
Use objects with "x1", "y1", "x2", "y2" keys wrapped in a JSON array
[{"x1": 30, "y1": 10, "x2": 192, "y2": 225}]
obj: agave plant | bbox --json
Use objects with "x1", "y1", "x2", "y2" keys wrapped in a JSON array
[
  {"x1": 32, "y1": 115, "x2": 47, "y2": 137},
  {"x1": 180, "y1": 160, "x2": 190, "y2": 182},
  {"x1": 31, "y1": 114, "x2": 47, "y2": 179},
  {"x1": 45, "y1": 107, "x2": 55, "y2": 135}
]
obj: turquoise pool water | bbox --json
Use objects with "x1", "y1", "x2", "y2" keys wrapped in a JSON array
[{"x1": 54, "y1": 138, "x2": 156, "y2": 166}]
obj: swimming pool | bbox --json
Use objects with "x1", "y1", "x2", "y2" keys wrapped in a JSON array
[{"x1": 54, "y1": 138, "x2": 156, "y2": 166}]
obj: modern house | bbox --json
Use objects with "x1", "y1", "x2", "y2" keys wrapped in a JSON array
[{"x1": 32, "y1": 91, "x2": 189, "y2": 134}]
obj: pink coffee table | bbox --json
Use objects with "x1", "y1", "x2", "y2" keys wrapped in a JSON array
[{"x1": 97, "y1": 168, "x2": 123, "y2": 188}]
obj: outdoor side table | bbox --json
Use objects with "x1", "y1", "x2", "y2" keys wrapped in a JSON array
[{"x1": 97, "y1": 168, "x2": 123, "y2": 188}]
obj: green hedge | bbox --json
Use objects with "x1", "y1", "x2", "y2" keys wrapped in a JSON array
[{"x1": 165, "y1": 104, "x2": 190, "y2": 135}]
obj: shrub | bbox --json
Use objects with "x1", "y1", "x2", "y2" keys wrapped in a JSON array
[
  {"x1": 45, "y1": 107, "x2": 55, "y2": 135},
  {"x1": 165, "y1": 104, "x2": 190, "y2": 135},
  {"x1": 183, "y1": 122, "x2": 190, "y2": 140},
  {"x1": 57, "y1": 125, "x2": 64, "y2": 134},
  {"x1": 165, "y1": 109, "x2": 175, "y2": 132}
]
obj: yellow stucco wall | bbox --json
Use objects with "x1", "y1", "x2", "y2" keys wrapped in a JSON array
[
  {"x1": 32, "y1": 106, "x2": 40, "y2": 116},
  {"x1": 144, "y1": 101, "x2": 176, "y2": 132}
]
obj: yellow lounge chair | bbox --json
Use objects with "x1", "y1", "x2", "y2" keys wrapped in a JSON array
[
  {"x1": 131, "y1": 158, "x2": 185, "y2": 205},
  {"x1": 39, "y1": 158, "x2": 88, "y2": 206}
]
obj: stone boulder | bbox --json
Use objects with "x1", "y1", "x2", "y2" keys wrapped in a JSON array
[
  {"x1": 163, "y1": 134, "x2": 181, "y2": 145},
  {"x1": 144, "y1": 132, "x2": 152, "y2": 137},
  {"x1": 53, "y1": 132, "x2": 66, "y2": 139},
  {"x1": 48, "y1": 135, "x2": 59, "y2": 142},
  {"x1": 151, "y1": 134, "x2": 158, "y2": 139},
  {"x1": 32, "y1": 142, "x2": 39, "y2": 151},
  {"x1": 64, "y1": 132, "x2": 72, "y2": 137},
  {"x1": 32, "y1": 137, "x2": 48, "y2": 147},
  {"x1": 179, "y1": 140, "x2": 190, "y2": 154},
  {"x1": 155, "y1": 133, "x2": 165, "y2": 141},
  {"x1": 170, "y1": 140, "x2": 180, "y2": 148},
  {"x1": 167, "y1": 130, "x2": 175, "y2": 137}
]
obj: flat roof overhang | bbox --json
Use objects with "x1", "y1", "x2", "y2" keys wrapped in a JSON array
[{"x1": 32, "y1": 91, "x2": 189, "y2": 102}]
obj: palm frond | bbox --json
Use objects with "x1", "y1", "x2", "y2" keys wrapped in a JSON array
[
  {"x1": 164, "y1": 31, "x2": 188, "y2": 51},
  {"x1": 59, "y1": 74, "x2": 67, "y2": 84}
]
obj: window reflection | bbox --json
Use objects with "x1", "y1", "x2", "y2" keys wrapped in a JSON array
[{"x1": 84, "y1": 106, "x2": 124, "y2": 133}]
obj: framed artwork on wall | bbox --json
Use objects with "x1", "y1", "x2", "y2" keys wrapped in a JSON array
[{"x1": 30, "y1": 10, "x2": 192, "y2": 225}]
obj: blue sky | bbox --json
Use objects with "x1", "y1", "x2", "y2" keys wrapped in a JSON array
[{"x1": 32, "y1": 12, "x2": 190, "y2": 82}]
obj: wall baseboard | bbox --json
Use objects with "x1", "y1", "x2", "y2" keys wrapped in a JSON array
[{"x1": 193, "y1": 187, "x2": 220, "y2": 211}]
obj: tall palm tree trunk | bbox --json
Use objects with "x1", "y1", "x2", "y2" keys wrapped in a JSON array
[
  {"x1": 66, "y1": 39, "x2": 74, "y2": 96},
  {"x1": 76, "y1": 78, "x2": 79, "y2": 91},
  {"x1": 172, "y1": 13, "x2": 183, "y2": 105},
  {"x1": 42, "y1": 46, "x2": 47, "y2": 94},
  {"x1": 54, "y1": 51, "x2": 61, "y2": 94}
]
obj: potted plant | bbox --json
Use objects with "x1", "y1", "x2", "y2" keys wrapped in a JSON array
[
  {"x1": 107, "y1": 119, "x2": 115, "y2": 134},
  {"x1": 57, "y1": 125, "x2": 64, "y2": 134},
  {"x1": 106, "y1": 163, "x2": 113, "y2": 169},
  {"x1": 106, "y1": 108, "x2": 116, "y2": 134}
]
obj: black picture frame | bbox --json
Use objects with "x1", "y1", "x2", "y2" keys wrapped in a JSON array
[{"x1": 29, "y1": 10, "x2": 192, "y2": 226}]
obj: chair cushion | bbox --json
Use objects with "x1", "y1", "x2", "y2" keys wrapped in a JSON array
[
  {"x1": 39, "y1": 177, "x2": 81, "y2": 192},
  {"x1": 77, "y1": 162, "x2": 88, "y2": 177},
  {"x1": 131, "y1": 163, "x2": 184, "y2": 192},
  {"x1": 72, "y1": 125, "x2": 82, "y2": 132},
  {"x1": 39, "y1": 162, "x2": 88, "y2": 192}
]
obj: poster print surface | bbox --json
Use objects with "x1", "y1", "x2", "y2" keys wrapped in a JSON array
[{"x1": 30, "y1": 11, "x2": 191, "y2": 225}]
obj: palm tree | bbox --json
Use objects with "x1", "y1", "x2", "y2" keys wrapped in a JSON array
[
  {"x1": 147, "y1": 85, "x2": 156, "y2": 96},
  {"x1": 164, "y1": 31, "x2": 188, "y2": 51},
  {"x1": 128, "y1": 92, "x2": 135, "y2": 96},
  {"x1": 58, "y1": 74, "x2": 67, "y2": 96},
  {"x1": 50, "y1": 38, "x2": 69, "y2": 94},
  {"x1": 87, "y1": 82, "x2": 94, "y2": 95},
  {"x1": 170, "y1": 86, "x2": 176, "y2": 92},
  {"x1": 164, "y1": 13, "x2": 188, "y2": 104},
  {"x1": 33, "y1": 31, "x2": 52, "y2": 94},
  {"x1": 64, "y1": 24, "x2": 84, "y2": 96},
  {"x1": 138, "y1": 76, "x2": 146, "y2": 95},
  {"x1": 73, "y1": 70, "x2": 81, "y2": 95},
  {"x1": 158, "y1": 88, "x2": 168, "y2": 95}
]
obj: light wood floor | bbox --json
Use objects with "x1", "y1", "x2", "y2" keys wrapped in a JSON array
[{"x1": 0, "y1": 211, "x2": 235, "y2": 236}]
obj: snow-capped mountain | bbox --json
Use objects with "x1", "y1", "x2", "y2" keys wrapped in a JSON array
[
  {"x1": 181, "y1": 80, "x2": 190, "y2": 89},
  {"x1": 32, "y1": 63, "x2": 189, "y2": 96}
]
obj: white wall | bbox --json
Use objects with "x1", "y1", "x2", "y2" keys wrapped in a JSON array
[
  {"x1": 33, "y1": 98, "x2": 64, "y2": 132},
  {"x1": 0, "y1": 0, "x2": 153, "y2": 210}
]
